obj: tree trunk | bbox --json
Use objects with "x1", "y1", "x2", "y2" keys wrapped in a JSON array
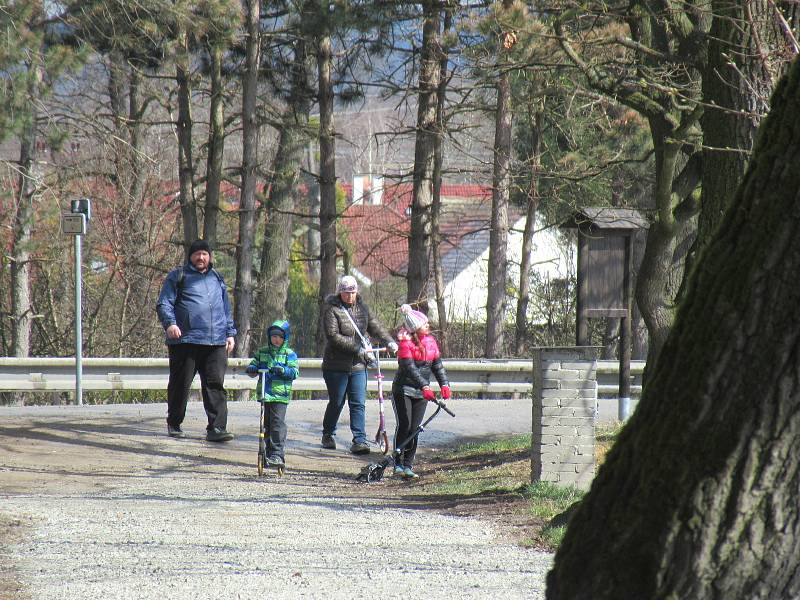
[
  {"x1": 233, "y1": 0, "x2": 260, "y2": 356},
  {"x1": 407, "y1": 0, "x2": 441, "y2": 312},
  {"x1": 431, "y1": 5, "x2": 452, "y2": 352},
  {"x1": 315, "y1": 33, "x2": 338, "y2": 354},
  {"x1": 634, "y1": 116, "x2": 697, "y2": 365},
  {"x1": 11, "y1": 59, "x2": 41, "y2": 364},
  {"x1": 255, "y1": 39, "x2": 311, "y2": 338},
  {"x1": 514, "y1": 110, "x2": 542, "y2": 356},
  {"x1": 305, "y1": 137, "x2": 321, "y2": 282},
  {"x1": 547, "y1": 56, "x2": 800, "y2": 599},
  {"x1": 203, "y1": 42, "x2": 225, "y2": 248},
  {"x1": 176, "y1": 30, "x2": 199, "y2": 249},
  {"x1": 700, "y1": 0, "x2": 797, "y2": 246},
  {"x1": 630, "y1": 229, "x2": 649, "y2": 359},
  {"x1": 484, "y1": 0, "x2": 513, "y2": 359},
  {"x1": 115, "y1": 61, "x2": 149, "y2": 357}
]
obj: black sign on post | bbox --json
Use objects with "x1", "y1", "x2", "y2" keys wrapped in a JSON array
[
  {"x1": 66, "y1": 198, "x2": 91, "y2": 406},
  {"x1": 561, "y1": 207, "x2": 649, "y2": 419}
]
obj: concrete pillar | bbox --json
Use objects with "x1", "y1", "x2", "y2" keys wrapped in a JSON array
[{"x1": 531, "y1": 347, "x2": 597, "y2": 491}]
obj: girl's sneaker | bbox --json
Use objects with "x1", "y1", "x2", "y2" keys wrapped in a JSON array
[
  {"x1": 393, "y1": 464, "x2": 405, "y2": 476},
  {"x1": 403, "y1": 467, "x2": 419, "y2": 479}
]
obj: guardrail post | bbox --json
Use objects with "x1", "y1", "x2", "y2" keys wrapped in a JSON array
[{"x1": 531, "y1": 347, "x2": 597, "y2": 491}]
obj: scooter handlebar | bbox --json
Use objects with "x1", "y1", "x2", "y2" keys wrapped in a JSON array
[{"x1": 433, "y1": 399, "x2": 455, "y2": 417}]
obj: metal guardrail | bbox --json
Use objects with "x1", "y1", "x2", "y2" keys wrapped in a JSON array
[{"x1": 0, "y1": 357, "x2": 644, "y2": 397}]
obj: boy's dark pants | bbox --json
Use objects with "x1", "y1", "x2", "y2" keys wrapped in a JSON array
[
  {"x1": 167, "y1": 343, "x2": 229, "y2": 431},
  {"x1": 263, "y1": 401, "x2": 288, "y2": 459}
]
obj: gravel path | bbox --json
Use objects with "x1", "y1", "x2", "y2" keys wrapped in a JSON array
[{"x1": 0, "y1": 401, "x2": 553, "y2": 599}]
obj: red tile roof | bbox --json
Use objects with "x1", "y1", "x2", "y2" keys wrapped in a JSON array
[{"x1": 340, "y1": 181, "x2": 502, "y2": 284}]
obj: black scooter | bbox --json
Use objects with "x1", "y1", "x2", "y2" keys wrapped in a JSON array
[{"x1": 356, "y1": 397, "x2": 455, "y2": 483}]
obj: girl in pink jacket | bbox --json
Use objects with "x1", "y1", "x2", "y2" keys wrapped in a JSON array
[{"x1": 391, "y1": 304, "x2": 450, "y2": 479}]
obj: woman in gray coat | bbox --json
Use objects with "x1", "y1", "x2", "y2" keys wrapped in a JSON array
[{"x1": 320, "y1": 276, "x2": 397, "y2": 454}]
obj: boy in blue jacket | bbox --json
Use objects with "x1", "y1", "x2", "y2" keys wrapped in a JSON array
[{"x1": 246, "y1": 320, "x2": 299, "y2": 467}]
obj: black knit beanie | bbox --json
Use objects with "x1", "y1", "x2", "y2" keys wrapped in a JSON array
[{"x1": 188, "y1": 239, "x2": 211, "y2": 257}]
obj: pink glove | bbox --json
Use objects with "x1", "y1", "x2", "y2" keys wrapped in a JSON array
[
  {"x1": 422, "y1": 387, "x2": 436, "y2": 401},
  {"x1": 440, "y1": 385, "x2": 451, "y2": 400}
]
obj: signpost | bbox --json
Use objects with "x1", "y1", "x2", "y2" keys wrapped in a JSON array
[{"x1": 61, "y1": 199, "x2": 91, "y2": 405}]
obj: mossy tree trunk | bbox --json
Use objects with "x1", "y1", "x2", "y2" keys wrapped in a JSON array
[
  {"x1": 254, "y1": 37, "x2": 311, "y2": 339},
  {"x1": 546, "y1": 57, "x2": 800, "y2": 599}
]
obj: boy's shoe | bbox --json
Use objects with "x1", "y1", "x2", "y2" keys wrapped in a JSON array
[
  {"x1": 393, "y1": 464, "x2": 405, "y2": 476},
  {"x1": 267, "y1": 455, "x2": 285, "y2": 467},
  {"x1": 403, "y1": 467, "x2": 419, "y2": 479},
  {"x1": 350, "y1": 441, "x2": 371, "y2": 455},
  {"x1": 206, "y1": 427, "x2": 234, "y2": 442},
  {"x1": 321, "y1": 434, "x2": 336, "y2": 449},
  {"x1": 167, "y1": 424, "x2": 186, "y2": 439}
]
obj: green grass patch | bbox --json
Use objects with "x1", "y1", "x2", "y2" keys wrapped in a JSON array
[
  {"x1": 426, "y1": 431, "x2": 627, "y2": 549},
  {"x1": 449, "y1": 433, "x2": 532, "y2": 457},
  {"x1": 428, "y1": 462, "x2": 528, "y2": 496},
  {"x1": 522, "y1": 481, "x2": 584, "y2": 548},
  {"x1": 538, "y1": 524, "x2": 568, "y2": 548},
  {"x1": 522, "y1": 481, "x2": 583, "y2": 520}
]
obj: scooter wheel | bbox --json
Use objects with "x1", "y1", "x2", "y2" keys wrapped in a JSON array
[
  {"x1": 257, "y1": 452, "x2": 264, "y2": 477},
  {"x1": 378, "y1": 431, "x2": 389, "y2": 455}
]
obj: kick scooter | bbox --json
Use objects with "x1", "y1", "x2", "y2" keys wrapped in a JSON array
[
  {"x1": 357, "y1": 398, "x2": 455, "y2": 483},
  {"x1": 371, "y1": 347, "x2": 389, "y2": 454},
  {"x1": 257, "y1": 369, "x2": 284, "y2": 477}
]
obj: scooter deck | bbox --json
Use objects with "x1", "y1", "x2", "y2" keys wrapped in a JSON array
[{"x1": 257, "y1": 451, "x2": 285, "y2": 477}]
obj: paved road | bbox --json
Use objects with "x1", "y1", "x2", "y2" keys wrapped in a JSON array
[{"x1": 1, "y1": 397, "x2": 593, "y2": 599}]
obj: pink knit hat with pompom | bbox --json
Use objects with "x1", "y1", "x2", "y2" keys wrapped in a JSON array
[{"x1": 400, "y1": 304, "x2": 428, "y2": 332}]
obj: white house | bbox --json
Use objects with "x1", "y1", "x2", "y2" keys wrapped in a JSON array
[{"x1": 436, "y1": 215, "x2": 575, "y2": 323}]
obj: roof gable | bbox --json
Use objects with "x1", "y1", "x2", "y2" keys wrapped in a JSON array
[{"x1": 340, "y1": 182, "x2": 524, "y2": 285}]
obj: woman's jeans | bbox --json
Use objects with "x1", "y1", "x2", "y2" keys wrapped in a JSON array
[{"x1": 322, "y1": 370, "x2": 368, "y2": 443}]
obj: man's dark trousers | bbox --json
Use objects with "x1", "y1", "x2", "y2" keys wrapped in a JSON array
[{"x1": 167, "y1": 343, "x2": 229, "y2": 431}]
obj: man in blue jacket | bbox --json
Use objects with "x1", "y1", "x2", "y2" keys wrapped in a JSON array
[{"x1": 156, "y1": 240, "x2": 237, "y2": 442}]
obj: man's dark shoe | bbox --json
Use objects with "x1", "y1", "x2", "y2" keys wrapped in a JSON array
[
  {"x1": 167, "y1": 424, "x2": 186, "y2": 439},
  {"x1": 321, "y1": 434, "x2": 336, "y2": 449},
  {"x1": 350, "y1": 441, "x2": 370, "y2": 455},
  {"x1": 206, "y1": 427, "x2": 234, "y2": 442}
]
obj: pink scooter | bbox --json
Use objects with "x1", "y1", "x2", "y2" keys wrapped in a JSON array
[{"x1": 370, "y1": 347, "x2": 389, "y2": 454}]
